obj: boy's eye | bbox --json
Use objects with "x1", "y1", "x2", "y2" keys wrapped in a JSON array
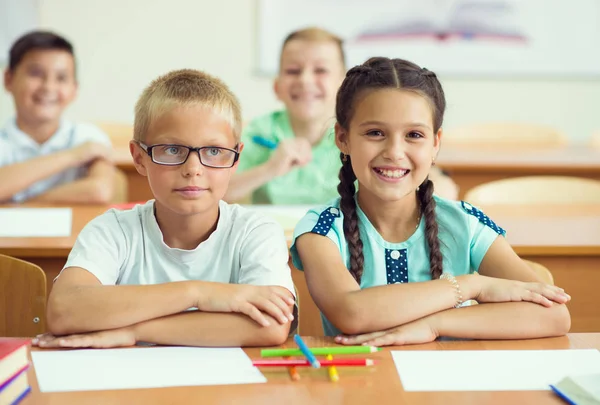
[
  {"x1": 284, "y1": 68, "x2": 301, "y2": 75},
  {"x1": 27, "y1": 68, "x2": 44, "y2": 78},
  {"x1": 164, "y1": 146, "x2": 182, "y2": 155},
  {"x1": 315, "y1": 68, "x2": 328, "y2": 74},
  {"x1": 206, "y1": 148, "x2": 222, "y2": 156}
]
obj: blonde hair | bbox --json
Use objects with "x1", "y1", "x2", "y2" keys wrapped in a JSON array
[
  {"x1": 281, "y1": 27, "x2": 346, "y2": 68},
  {"x1": 134, "y1": 69, "x2": 242, "y2": 142}
]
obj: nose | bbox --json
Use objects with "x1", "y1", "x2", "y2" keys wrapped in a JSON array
[
  {"x1": 181, "y1": 150, "x2": 204, "y2": 177},
  {"x1": 299, "y1": 69, "x2": 314, "y2": 85},
  {"x1": 41, "y1": 76, "x2": 58, "y2": 92},
  {"x1": 382, "y1": 136, "x2": 407, "y2": 161}
]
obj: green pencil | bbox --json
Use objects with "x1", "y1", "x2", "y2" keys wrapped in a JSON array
[{"x1": 261, "y1": 346, "x2": 381, "y2": 357}]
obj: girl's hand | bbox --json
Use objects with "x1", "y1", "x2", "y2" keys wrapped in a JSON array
[
  {"x1": 476, "y1": 276, "x2": 571, "y2": 307},
  {"x1": 32, "y1": 327, "x2": 136, "y2": 349},
  {"x1": 334, "y1": 318, "x2": 438, "y2": 347}
]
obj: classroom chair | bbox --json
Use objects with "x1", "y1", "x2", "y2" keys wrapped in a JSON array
[
  {"x1": 523, "y1": 260, "x2": 554, "y2": 285},
  {"x1": 444, "y1": 123, "x2": 568, "y2": 147},
  {"x1": 289, "y1": 258, "x2": 324, "y2": 336},
  {"x1": 464, "y1": 176, "x2": 600, "y2": 205},
  {"x1": 0, "y1": 254, "x2": 47, "y2": 337}
]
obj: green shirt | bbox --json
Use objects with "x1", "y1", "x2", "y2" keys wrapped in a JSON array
[{"x1": 238, "y1": 111, "x2": 342, "y2": 204}]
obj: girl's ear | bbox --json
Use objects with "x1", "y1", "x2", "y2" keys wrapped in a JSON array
[
  {"x1": 433, "y1": 127, "x2": 443, "y2": 160},
  {"x1": 334, "y1": 122, "x2": 349, "y2": 155}
]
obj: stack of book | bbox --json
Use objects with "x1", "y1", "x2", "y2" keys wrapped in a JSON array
[{"x1": 0, "y1": 338, "x2": 31, "y2": 405}]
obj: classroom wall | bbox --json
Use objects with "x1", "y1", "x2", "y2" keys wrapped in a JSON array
[{"x1": 1, "y1": 0, "x2": 599, "y2": 142}]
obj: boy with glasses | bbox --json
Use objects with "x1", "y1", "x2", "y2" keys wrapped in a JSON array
[{"x1": 36, "y1": 69, "x2": 296, "y2": 349}]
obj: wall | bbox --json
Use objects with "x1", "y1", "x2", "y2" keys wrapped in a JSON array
[{"x1": 1, "y1": 0, "x2": 598, "y2": 142}]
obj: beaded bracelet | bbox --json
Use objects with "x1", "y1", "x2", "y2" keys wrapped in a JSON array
[{"x1": 440, "y1": 272, "x2": 464, "y2": 308}]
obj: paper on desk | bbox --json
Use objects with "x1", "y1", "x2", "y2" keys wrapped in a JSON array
[
  {"x1": 392, "y1": 349, "x2": 600, "y2": 391},
  {"x1": 0, "y1": 208, "x2": 72, "y2": 237},
  {"x1": 31, "y1": 347, "x2": 266, "y2": 392},
  {"x1": 242, "y1": 205, "x2": 312, "y2": 230}
]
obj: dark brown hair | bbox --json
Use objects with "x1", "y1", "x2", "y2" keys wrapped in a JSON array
[
  {"x1": 9, "y1": 31, "x2": 74, "y2": 72},
  {"x1": 336, "y1": 57, "x2": 445, "y2": 283}
]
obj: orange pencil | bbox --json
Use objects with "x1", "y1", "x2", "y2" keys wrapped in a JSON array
[{"x1": 284, "y1": 356, "x2": 300, "y2": 381}]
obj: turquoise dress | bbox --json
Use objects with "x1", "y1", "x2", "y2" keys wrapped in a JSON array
[{"x1": 290, "y1": 196, "x2": 506, "y2": 336}]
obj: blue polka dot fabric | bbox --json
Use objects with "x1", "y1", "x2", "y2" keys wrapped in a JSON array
[
  {"x1": 310, "y1": 207, "x2": 341, "y2": 236},
  {"x1": 461, "y1": 201, "x2": 506, "y2": 236},
  {"x1": 386, "y1": 248, "x2": 408, "y2": 284}
]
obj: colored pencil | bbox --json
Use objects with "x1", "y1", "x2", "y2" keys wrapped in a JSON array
[
  {"x1": 326, "y1": 354, "x2": 339, "y2": 383},
  {"x1": 261, "y1": 346, "x2": 381, "y2": 357},
  {"x1": 284, "y1": 356, "x2": 300, "y2": 381},
  {"x1": 293, "y1": 335, "x2": 321, "y2": 368},
  {"x1": 252, "y1": 359, "x2": 376, "y2": 367},
  {"x1": 252, "y1": 136, "x2": 278, "y2": 150}
]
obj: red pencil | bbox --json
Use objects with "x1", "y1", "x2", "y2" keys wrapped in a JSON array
[{"x1": 253, "y1": 359, "x2": 375, "y2": 367}]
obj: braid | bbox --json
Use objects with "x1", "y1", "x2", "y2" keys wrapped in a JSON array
[
  {"x1": 417, "y1": 179, "x2": 443, "y2": 279},
  {"x1": 337, "y1": 154, "x2": 364, "y2": 283}
]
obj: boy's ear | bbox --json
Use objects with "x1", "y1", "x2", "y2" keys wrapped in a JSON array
[
  {"x1": 273, "y1": 78, "x2": 283, "y2": 102},
  {"x1": 4, "y1": 69, "x2": 13, "y2": 92},
  {"x1": 129, "y1": 140, "x2": 148, "y2": 177},
  {"x1": 232, "y1": 142, "x2": 245, "y2": 172},
  {"x1": 334, "y1": 122, "x2": 349, "y2": 155}
]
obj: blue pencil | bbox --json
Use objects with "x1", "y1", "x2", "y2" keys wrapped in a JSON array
[
  {"x1": 252, "y1": 135, "x2": 278, "y2": 150},
  {"x1": 293, "y1": 335, "x2": 321, "y2": 369}
]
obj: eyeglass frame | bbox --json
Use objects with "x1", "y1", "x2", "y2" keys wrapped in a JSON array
[{"x1": 136, "y1": 141, "x2": 240, "y2": 168}]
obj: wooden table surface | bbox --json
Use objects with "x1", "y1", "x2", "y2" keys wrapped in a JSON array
[
  {"x1": 21, "y1": 334, "x2": 600, "y2": 405},
  {"x1": 436, "y1": 145, "x2": 600, "y2": 199}
]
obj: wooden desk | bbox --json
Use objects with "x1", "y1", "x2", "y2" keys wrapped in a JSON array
[
  {"x1": 0, "y1": 205, "x2": 109, "y2": 294},
  {"x1": 437, "y1": 145, "x2": 600, "y2": 199},
  {"x1": 22, "y1": 334, "x2": 600, "y2": 405}
]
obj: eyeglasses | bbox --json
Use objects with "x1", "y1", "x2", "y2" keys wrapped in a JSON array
[{"x1": 138, "y1": 142, "x2": 240, "y2": 168}]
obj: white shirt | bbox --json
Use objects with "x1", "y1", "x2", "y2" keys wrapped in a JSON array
[
  {"x1": 0, "y1": 118, "x2": 111, "y2": 202},
  {"x1": 61, "y1": 200, "x2": 296, "y2": 298}
]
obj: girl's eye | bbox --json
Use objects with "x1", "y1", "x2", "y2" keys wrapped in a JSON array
[{"x1": 366, "y1": 130, "x2": 384, "y2": 137}]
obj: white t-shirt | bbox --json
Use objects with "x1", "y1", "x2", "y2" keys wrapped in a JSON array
[
  {"x1": 0, "y1": 118, "x2": 111, "y2": 202},
  {"x1": 61, "y1": 200, "x2": 296, "y2": 298}
]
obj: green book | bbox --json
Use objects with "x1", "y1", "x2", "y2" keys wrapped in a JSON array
[{"x1": 551, "y1": 374, "x2": 600, "y2": 405}]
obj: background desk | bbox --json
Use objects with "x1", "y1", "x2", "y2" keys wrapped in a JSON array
[
  {"x1": 114, "y1": 147, "x2": 154, "y2": 202},
  {"x1": 437, "y1": 145, "x2": 600, "y2": 199},
  {"x1": 22, "y1": 334, "x2": 600, "y2": 405}
]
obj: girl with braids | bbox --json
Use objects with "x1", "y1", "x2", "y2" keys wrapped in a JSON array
[{"x1": 290, "y1": 57, "x2": 571, "y2": 346}]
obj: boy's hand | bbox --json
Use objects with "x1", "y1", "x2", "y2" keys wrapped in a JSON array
[
  {"x1": 267, "y1": 138, "x2": 312, "y2": 176},
  {"x1": 196, "y1": 283, "x2": 295, "y2": 327},
  {"x1": 334, "y1": 317, "x2": 438, "y2": 347},
  {"x1": 32, "y1": 327, "x2": 136, "y2": 349},
  {"x1": 476, "y1": 276, "x2": 570, "y2": 307},
  {"x1": 72, "y1": 142, "x2": 113, "y2": 165}
]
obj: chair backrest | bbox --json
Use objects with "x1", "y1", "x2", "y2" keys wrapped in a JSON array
[
  {"x1": 0, "y1": 254, "x2": 47, "y2": 337},
  {"x1": 523, "y1": 260, "x2": 554, "y2": 285},
  {"x1": 464, "y1": 176, "x2": 600, "y2": 205},
  {"x1": 444, "y1": 123, "x2": 567, "y2": 147}
]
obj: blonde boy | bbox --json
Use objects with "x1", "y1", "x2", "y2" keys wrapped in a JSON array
[
  {"x1": 36, "y1": 70, "x2": 296, "y2": 348},
  {"x1": 0, "y1": 31, "x2": 114, "y2": 203},
  {"x1": 226, "y1": 27, "x2": 346, "y2": 204}
]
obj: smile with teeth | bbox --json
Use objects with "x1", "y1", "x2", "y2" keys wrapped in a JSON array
[{"x1": 374, "y1": 168, "x2": 409, "y2": 178}]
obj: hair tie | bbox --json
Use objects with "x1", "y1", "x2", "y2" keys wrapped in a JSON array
[{"x1": 421, "y1": 67, "x2": 437, "y2": 78}]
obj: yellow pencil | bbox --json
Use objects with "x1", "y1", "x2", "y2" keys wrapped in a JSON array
[{"x1": 326, "y1": 354, "x2": 339, "y2": 382}]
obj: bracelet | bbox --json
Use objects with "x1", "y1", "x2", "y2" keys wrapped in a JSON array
[{"x1": 440, "y1": 272, "x2": 464, "y2": 308}]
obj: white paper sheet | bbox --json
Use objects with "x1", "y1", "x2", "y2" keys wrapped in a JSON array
[
  {"x1": 242, "y1": 205, "x2": 312, "y2": 231},
  {"x1": 392, "y1": 349, "x2": 600, "y2": 391},
  {"x1": 31, "y1": 347, "x2": 266, "y2": 392},
  {"x1": 0, "y1": 208, "x2": 72, "y2": 237}
]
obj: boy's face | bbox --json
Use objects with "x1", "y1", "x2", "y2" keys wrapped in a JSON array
[
  {"x1": 131, "y1": 105, "x2": 241, "y2": 217},
  {"x1": 274, "y1": 39, "x2": 345, "y2": 123},
  {"x1": 4, "y1": 50, "x2": 77, "y2": 125}
]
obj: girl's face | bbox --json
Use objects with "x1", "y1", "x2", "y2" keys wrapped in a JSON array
[{"x1": 335, "y1": 88, "x2": 441, "y2": 203}]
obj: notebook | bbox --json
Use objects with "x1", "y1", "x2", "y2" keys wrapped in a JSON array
[
  {"x1": 0, "y1": 339, "x2": 30, "y2": 386},
  {"x1": 551, "y1": 374, "x2": 600, "y2": 405},
  {"x1": 0, "y1": 367, "x2": 30, "y2": 405}
]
